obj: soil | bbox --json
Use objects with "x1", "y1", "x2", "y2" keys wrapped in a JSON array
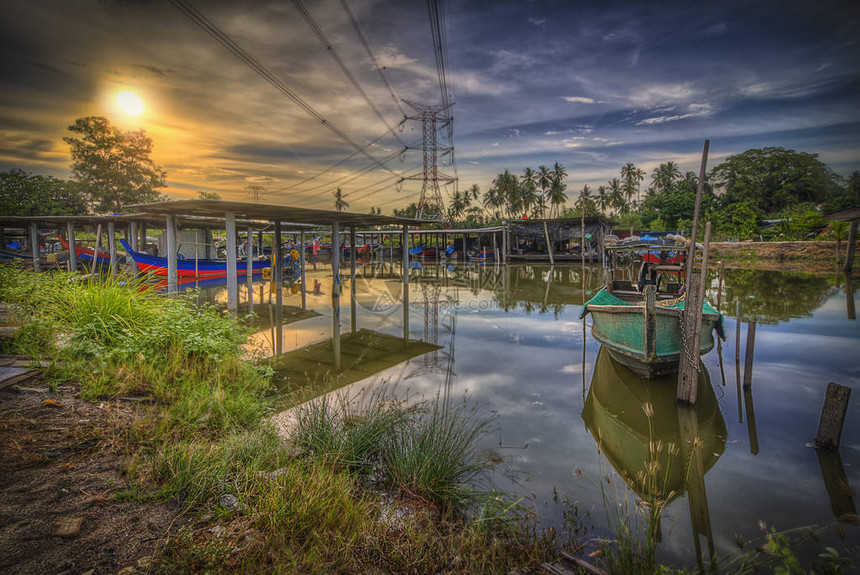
[{"x1": 0, "y1": 381, "x2": 179, "y2": 575}]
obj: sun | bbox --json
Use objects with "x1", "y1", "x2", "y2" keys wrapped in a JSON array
[{"x1": 116, "y1": 91, "x2": 144, "y2": 115}]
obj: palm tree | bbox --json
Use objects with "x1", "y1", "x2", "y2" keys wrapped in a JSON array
[
  {"x1": 651, "y1": 161, "x2": 681, "y2": 195},
  {"x1": 520, "y1": 167, "x2": 539, "y2": 216},
  {"x1": 537, "y1": 165, "x2": 552, "y2": 217},
  {"x1": 333, "y1": 187, "x2": 349, "y2": 211},
  {"x1": 596, "y1": 185, "x2": 609, "y2": 215},
  {"x1": 621, "y1": 163, "x2": 644, "y2": 210},
  {"x1": 448, "y1": 189, "x2": 466, "y2": 220},
  {"x1": 608, "y1": 178, "x2": 624, "y2": 215},
  {"x1": 482, "y1": 177, "x2": 505, "y2": 219},
  {"x1": 548, "y1": 173, "x2": 568, "y2": 218},
  {"x1": 575, "y1": 184, "x2": 591, "y2": 214}
]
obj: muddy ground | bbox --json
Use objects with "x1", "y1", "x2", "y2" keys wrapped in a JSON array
[
  {"x1": 0, "y1": 381, "x2": 179, "y2": 575},
  {"x1": 708, "y1": 241, "x2": 858, "y2": 275}
]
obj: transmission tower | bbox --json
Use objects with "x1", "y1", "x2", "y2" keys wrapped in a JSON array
[{"x1": 403, "y1": 99, "x2": 455, "y2": 220}]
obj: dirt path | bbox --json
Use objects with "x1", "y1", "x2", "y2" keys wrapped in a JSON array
[{"x1": 0, "y1": 382, "x2": 179, "y2": 574}]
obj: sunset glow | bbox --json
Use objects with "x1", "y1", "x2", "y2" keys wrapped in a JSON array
[{"x1": 116, "y1": 91, "x2": 144, "y2": 116}]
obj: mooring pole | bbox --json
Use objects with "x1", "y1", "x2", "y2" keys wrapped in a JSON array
[
  {"x1": 67, "y1": 222, "x2": 77, "y2": 273},
  {"x1": 686, "y1": 140, "x2": 710, "y2": 286},
  {"x1": 742, "y1": 320, "x2": 757, "y2": 389},
  {"x1": 225, "y1": 212, "x2": 238, "y2": 314},
  {"x1": 331, "y1": 221, "x2": 341, "y2": 369},
  {"x1": 845, "y1": 221, "x2": 858, "y2": 273},
  {"x1": 166, "y1": 215, "x2": 177, "y2": 294},
  {"x1": 29, "y1": 222, "x2": 40, "y2": 273},
  {"x1": 274, "y1": 221, "x2": 283, "y2": 356},
  {"x1": 108, "y1": 221, "x2": 117, "y2": 278},
  {"x1": 246, "y1": 226, "x2": 254, "y2": 308},
  {"x1": 350, "y1": 226, "x2": 357, "y2": 333},
  {"x1": 300, "y1": 229, "x2": 307, "y2": 310},
  {"x1": 677, "y1": 221, "x2": 711, "y2": 404},
  {"x1": 402, "y1": 224, "x2": 409, "y2": 341},
  {"x1": 716, "y1": 260, "x2": 725, "y2": 311}
]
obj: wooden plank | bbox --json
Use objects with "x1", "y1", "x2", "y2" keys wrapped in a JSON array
[
  {"x1": 559, "y1": 553, "x2": 607, "y2": 575},
  {"x1": 0, "y1": 367, "x2": 39, "y2": 390}
]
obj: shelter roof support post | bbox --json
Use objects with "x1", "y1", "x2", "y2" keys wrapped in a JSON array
[
  {"x1": 67, "y1": 222, "x2": 77, "y2": 272},
  {"x1": 225, "y1": 212, "x2": 238, "y2": 314},
  {"x1": 845, "y1": 221, "x2": 857, "y2": 273},
  {"x1": 246, "y1": 226, "x2": 254, "y2": 309},
  {"x1": 166, "y1": 215, "x2": 177, "y2": 294},
  {"x1": 402, "y1": 225, "x2": 409, "y2": 341},
  {"x1": 332, "y1": 221, "x2": 341, "y2": 370},
  {"x1": 300, "y1": 229, "x2": 307, "y2": 310},
  {"x1": 274, "y1": 221, "x2": 283, "y2": 356},
  {"x1": 129, "y1": 222, "x2": 138, "y2": 252},
  {"x1": 29, "y1": 222, "x2": 40, "y2": 273},
  {"x1": 350, "y1": 226, "x2": 357, "y2": 334},
  {"x1": 108, "y1": 221, "x2": 117, "y2": 277},
  {"x1": 139, "y1": 224, "x2": 147, "y2": 253}
]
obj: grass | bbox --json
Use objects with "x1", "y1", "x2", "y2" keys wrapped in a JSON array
[{"x1": 0, "y1": 263, "x2": 556, "y2": 573}]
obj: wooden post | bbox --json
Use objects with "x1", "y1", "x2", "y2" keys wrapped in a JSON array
[
  {"x1": 845, "y1": 221, "x2": 857, "y2": 273},
  {"x1": 462, "y1": 233, "x2": 467, "y2": 260},
  {"x1": 67, "y1": 222, "x2": 77, "y2": 272},
  {"x1": 502, "y1": 221, "x2": 507, "y2": 264},
  {"x1": 402, "y1": 224, "x2": 409, "y2": 340},
  {"x1": 544, "y1": 221, "x2": 554, "y2": 265},
  {"x1": 643, "y1": 284, "x2": 657, "y2": 363},
  {"x1": 331, "y1": 221, "x2": 341, "y2": 369},
  {"x1": 274, "y1": 221, "x2": 283, "y2": 355},
  {"x1": 108, "y1": 221, "x2": 117, "y2": 277},
  {"x1": 742, "y1": 321, "x2": 757, "y2": 389},
  {"x1": 225, "y1": 212, "x2": 238, "y2": 314},
  {"x1": 139, "y1": 224, "x2": 146, "y2": 253},
  {"x1": 93, "y1": 224, "x2": 103, "y2": 268},
  {"x1": 166, "y1": 215, "x2": 177, "y2": 294},
  {"x1": 677, "y1": 222, "x2": 711, "y2": 404},
  {"x1": 29, "y1": 222, "x2": 41, "y2": 273},
  {"x1": 300, "y1": 229, "x2": 307, "y2": 310},
  {"x1": 743, "y1": 385, "x2": 759, "y2": 455},
  {"x1": 815, "y1": 383, "x2": 851, "y2": 450},
  {"x1": 129, "y1": 221, "x2": 138, "y2": 251},
  {"x1": 246, "y1": 226, "x2": 254, "y2": 308},
  {"x1": 350, "y1": 226, "x2": 357, "y2": 333},
  {"x1": 846, "y1": 273, "x2": 855, "y2": 321},
  {"x1": 686, "y1": 140, "x2": 710, "y2": 286},
  {"x1": 716, "y1": 260, "x2": 724, "y2": 311}
]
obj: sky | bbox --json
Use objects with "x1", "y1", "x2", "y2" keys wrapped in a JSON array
[{"x1": 0, "y1": 0, "x2": 858, "y2": 213}]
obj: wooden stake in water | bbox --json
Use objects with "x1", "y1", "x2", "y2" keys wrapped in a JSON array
[
  {"x1": 685, "y1": 140, "x2": 710, "y2": 286},
  {"x1": 677, "y1": 222, "x2": 711, "y2": 404},
  {"x1": 742, "y1": 321, "x2": 757, "y2": 389},
  {"x1": 716, "y1": 260, "x2": 724, "y2": 311},
  {"x1": 815, "y1": 382, "x2": 851, "y2": 450}
]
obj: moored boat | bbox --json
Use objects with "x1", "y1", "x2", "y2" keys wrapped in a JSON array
[
  {"x1": 580, "y1": 282, "x2": 724, "y2": 378},
  {"x1": 57, "y1": 236, "x2": 114, "y2": 266},
  {"x1": 120, "y1": 239, "x2": 280, "y2": 279}
]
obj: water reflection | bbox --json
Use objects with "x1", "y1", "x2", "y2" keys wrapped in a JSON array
[
  {"x1": 583, "y1": 346, "x2": 726, "y2": 569},
  {"x1": 718, "y1": 269, "x2": 839, "y2": 324}
]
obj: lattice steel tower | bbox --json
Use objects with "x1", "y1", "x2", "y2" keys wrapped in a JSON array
[{"x1": 403, "y1": 99, "x2": 455, "y2": 220}]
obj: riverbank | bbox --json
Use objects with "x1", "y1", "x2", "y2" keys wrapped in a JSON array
[{"x1": 708, "y1": 241, "x2": 858, "y2": 275}]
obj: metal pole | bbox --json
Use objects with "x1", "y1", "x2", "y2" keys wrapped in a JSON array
[
  {"x1": 402, "y1": 224, "x2": 409, "y2": 340},
  {"x1": 108, "y1": 221, "x2": 117, "y2": 277},
  {"x1": 300, "y1": 229, "x2": 307, "y2": 310},
  {"x1": 67, "y1": 222, "x2": 77, "y2": 272},
  {"x1": 225, "y1": 212, "x2": 238, "y2": 314},
  {"x1": 30, "y1": 223, "x2": 40, "y2": 273},
  {"x1": 350, "y1": 226, "x2": 357, "y2": 333},
  {"x1": 130, "y1": 221, "x2": 139, "y2": 251},
  {"x1": 274, "y1": 221, "x2": 283, "y2": 355},
  {"x1": 246, "y1": 226, "x2": 254, "y2": 308},
  {"x1": 166, "y1": 215, "x2": 177, "y2": 294},
  {"x1": 332, "y1": 221, "x2": 341, "y2": 369}
]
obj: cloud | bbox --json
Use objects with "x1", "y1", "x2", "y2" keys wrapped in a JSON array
[
  {"x1": 628, "y1": 82, "x2": 698, "y2": 107},
  {"x1": 563, "y1": 96, "x2": 596, "y2": 104},
  {"x1": 528, "y1": 18, "x2": 546, "y2": 27}
]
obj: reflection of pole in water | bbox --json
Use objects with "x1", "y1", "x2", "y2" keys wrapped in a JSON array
[
  {"x1": 350, "y1": 227, "x2": 357, "y2": 334},
  {"x1": 815, "y1": 448, "x2": 857, "y2": 519},
  {"x1": 274, "y1": 221, "x2": 283, "y2": 356},
  {"x1": 743, "y1": 385, "x2": 759, "y2": 455},
  {"x1": 678, "y1": 402, "x2": 717, "y2": 572},
  {"x1": 846, "y1": 273, "x2": 855, "y2": 321},
  {"x1": 331, "y1": 221, "x2": 341, "y2": 370},
  {"x1": 735, "y1": 302, "x2": 743, "y2": 422},
  {"x1": 742, "y1": 321, "x2": 757, "y2": 389}
]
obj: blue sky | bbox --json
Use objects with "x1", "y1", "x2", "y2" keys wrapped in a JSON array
[{"x1": 0, "y1": 0, "x2": 857, "y2": 212}]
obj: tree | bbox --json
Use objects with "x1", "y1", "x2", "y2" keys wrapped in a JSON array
[
  {"x1": 333, "y1": 187, "x2": 350, "y2": 211},
  {"x1": 64, "y1": 116, "x2": 166, "y2": 213},
  {"x1": 547, "y1": 172, "x2": 567, "y2": 218},
  {"x1": 197, "y1": 190, "x2": 221, "y2": 200},
  {"x1": 621, "y1": 162, "x2": 645, "y2": 209},
  {"x1": 713, "y1": 201, "x2": 759, "y2": 240},
  {"x1": 710, "y1": 147, "x2": 842, "y2": 216},
  {"x1": 651, "y1": 162, "x2": 681, "y2": 195},
  {"x1": 448, "y1": 189, "x2": 466, "y2": 220},
  {"x1": 0, "y1": 169, "x2": 88, "y2": 216},
  {"x1": 520, "y1": 167, "x2": 539, "y2": 217},
  {"x1": 607, "y1": 178, "x2": 624, "y2": 215}
]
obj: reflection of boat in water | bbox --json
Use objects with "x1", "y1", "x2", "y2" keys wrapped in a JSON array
[
  {"x1": 581, "y1": 274, "x2": 724, "y2": 378},
  {"x1": 583, "y1": 346, "x2": 726, "y2": 502}
]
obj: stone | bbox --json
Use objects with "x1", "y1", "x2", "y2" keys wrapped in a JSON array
[{"x1": 54, "y1": 516, "x2": 83, "y2": 537}]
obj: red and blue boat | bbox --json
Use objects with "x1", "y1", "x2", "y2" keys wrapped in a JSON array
[
  {"x1": 120, "y1": 239, "x2": 279, "y2": 279},
  {"x1": 58, "y1": 236, "x2": 114, "y2": 266}
]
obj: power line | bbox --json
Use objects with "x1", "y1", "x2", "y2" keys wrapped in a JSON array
[
  {"x1": 339, "y1": 0, "x2": 408, "y2": 119},
  {"x1": 291, "y1": 0, "x2": 407, "y2": 148},
  {"x1": 169, "y1": 0, "x2": 403, "y2": 179}
]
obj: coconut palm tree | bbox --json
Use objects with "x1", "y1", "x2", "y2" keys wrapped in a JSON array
[
  {"x1": 448, "y1": 190, "x2": 466, "y2": 221},
  {"x1": 621, "y1": 163, "x2": 645, "y2": 209},
  {"x1": 608, "y1": 178, "x2": 624, "y2": 215},
  {"x1": 596, "y1": 185, "x2": 609, "y2": 215},
  {"x1": 333, "y1": 187, "x2": 350, "y2": 211},
  {"x1": 537, "y1": 165, "x2": 553, "y2": 217},
  {"x1": 651, "y1": 161, "x2": 681, "y2": 195},
  {"x1": 520, "y1": 167, "x2": 539, "y2": 216},
  {"x1": 548, "y1": 173, "x2": 568, "y2": 218}
]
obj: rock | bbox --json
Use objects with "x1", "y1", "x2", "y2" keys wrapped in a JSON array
[
  {"x1": 210, "y1": 524, "x2": 227, "y2": 538},
  {"x1": 53, "y1": 516, "x2": 83, "y2": 537},
  {"x1": 219, "y1": 494, "x2": 240, "y2": 511}
]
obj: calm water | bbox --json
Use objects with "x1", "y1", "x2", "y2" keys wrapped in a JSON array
[{"x1": 197, "y1": 261, "x2": 860, "y2": 570}]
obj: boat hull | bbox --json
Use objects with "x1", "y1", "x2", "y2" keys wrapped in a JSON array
[{"x1": 119, "y1": 239, "x2": 273, "y2": 278}]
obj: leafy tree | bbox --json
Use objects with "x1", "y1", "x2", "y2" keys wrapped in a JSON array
[
  {"x1": 650, "y1": 162, "x2": 681, "y2": 196},
  {"x1": 0, "y1": 169, "x2": 88, "y2": 216},
  {"x1": 621, "y1": 162, "x2": 645, "y2": 210},
  {"x1": 333, "y1": 187, "x2": 350, "y2": 211},
  {"x1": 639, "y1": 171, "x2": 717, "y2": 230},
  {"x1": 197, "y1": 190, "x2": 221, "y2": 200},
  {"x1": 713, "y1": 201, "x2": 759, "y2": 240},
  {"x1": 548, "y1": 163, "x2": 568, "y2": 218},
  {"x1": 710, "y1": 147, "x2": 842, "y2": 216},
  {"x1": 393, "y1": 202, "x2": 418, "y2": 218},
  {"x1": 64, "y1": 116, "x2": 166, "y2": 213},
  {"x1": 774, "y1": 203, "x2": 827, "y2": 240}
]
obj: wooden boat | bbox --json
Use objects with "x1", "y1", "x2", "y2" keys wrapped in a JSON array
[
  {"x1": 467, "y1": 250, "x2": 495, "y2": 261},
  {"x1": 57, "y1": 236, "x2": 114, "y2": 266},
  {"x1": 582, "y1": 346, "x2": 725, "y2": 502},
  {"x1": 408, "y1": 245, "x2": 424, "y2": 256},
  {"x1": 120, "y1": 239, "x2": 278, "y2": 279},
  {"x1": 580, "y1": 272, "x2": 724, "y2": 378}
]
